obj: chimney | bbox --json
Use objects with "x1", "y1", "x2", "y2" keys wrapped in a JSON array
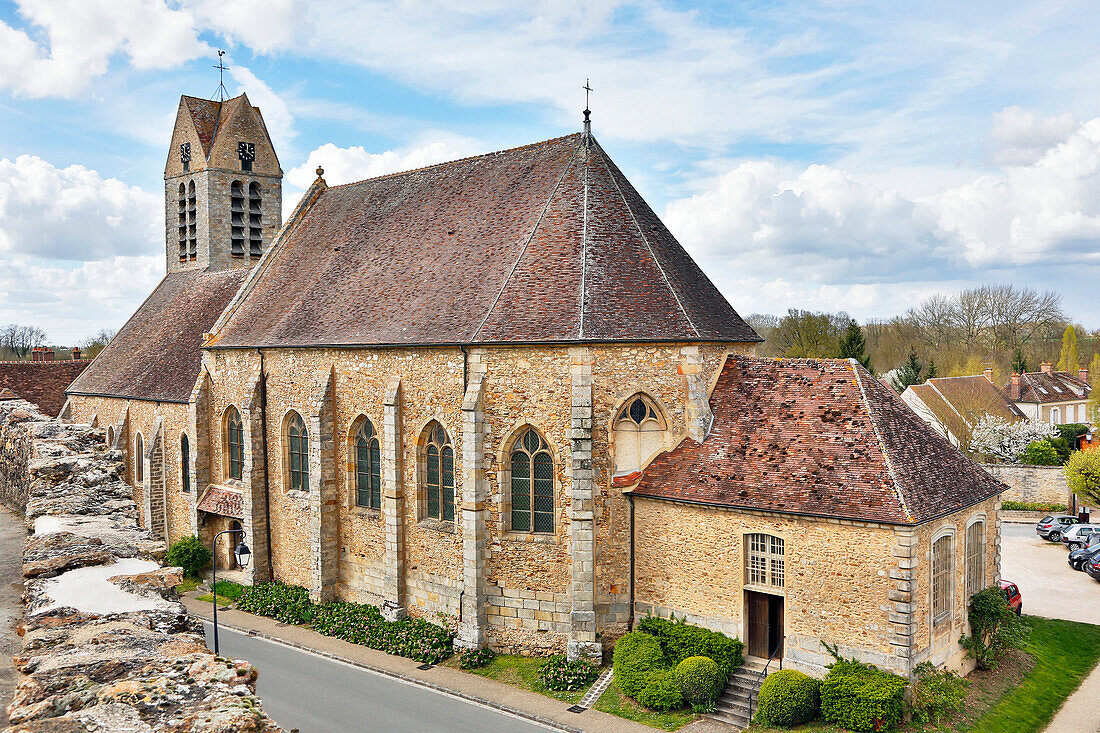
[
  {"x1": 71, "y1": 347, "x2": 82, "y2": 361},
  {"x1": 1009, "y1": 373, "x2": 1021, "y2": 401},
  {"x1": 1040, "y1": 361, "x2": 1053, "y2": 374},
  {"x1": 1080, "y1": 367, "x2": 1090, "y2": 384},
  {"x1": 42, "y1": 348, "x2": 54, "y2": 362},
  {"x1": 30, "y1": 347, "x2": 40, "y2": 362},
  {"x1": 984, "y1": 368, "x2": 994, "y2": 383}
]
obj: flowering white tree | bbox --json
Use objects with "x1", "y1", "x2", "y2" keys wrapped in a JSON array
[{"x1": 971, "y1": 416, "x2": 1057, "y2": 463}]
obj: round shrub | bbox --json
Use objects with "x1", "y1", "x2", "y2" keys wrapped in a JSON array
[
  {"x1": 165, "y1": 535, "x2": 211, "y2": 579},
  {"x1": 613, "y1": 631, "x2": 665, "y2": 699},
  {"x1": 637, "y1": 669, "x2": 684, "y2": 711},
  {"x1": 674, "y1": 656, "x2": 724, "y2": 708},
  {"x1": 755, "y1": 669, "x2": 821, "y2": 728}
]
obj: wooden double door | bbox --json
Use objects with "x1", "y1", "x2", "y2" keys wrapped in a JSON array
[{"x1": 746, "y1": 590, "x2": 784, "y2": 659}]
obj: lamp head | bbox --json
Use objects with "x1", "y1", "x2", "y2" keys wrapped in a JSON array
[{"x1": 234, "y1": 540, "x2": 251, "y2": 568}]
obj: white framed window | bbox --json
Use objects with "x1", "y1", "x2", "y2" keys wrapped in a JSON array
[{"x1": 745, "y1": 534, "x2": 785, "y2": 589}]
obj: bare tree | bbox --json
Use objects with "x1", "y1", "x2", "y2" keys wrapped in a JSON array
[
  {"x1": 78, "y1": 328, "x2": 116, "y2": 359},
  {"x1": 0, "y1": 324, "x2": 48, "y2": 359}
]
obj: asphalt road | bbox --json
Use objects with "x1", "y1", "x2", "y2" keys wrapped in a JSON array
[
  {"x1": 1001, "y1": 520, "x2": 1100, "y2": 625},
  {"x1": 202, "y1": 622, "x2": 554, "y2": 733}
]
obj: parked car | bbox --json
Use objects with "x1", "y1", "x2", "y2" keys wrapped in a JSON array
[
  {"x1": 1000, "y1": 580, "x2": 1022, "y2": 616},
  {"x1": 1085, "y1": 556, "x2": 1100, "y2": 582},
  {"x1": 1061, "y1": 524, "x2": 1100, "y2": 550},
  {"x1": 1035, "y1": 515, "x2": 1081, "y2": 542},
  {"x1": 1069, "y1": 541, "x2": 1100, "y2": 571}
]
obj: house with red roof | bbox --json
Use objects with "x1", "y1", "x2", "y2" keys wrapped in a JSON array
[{"x1": 1004, "y1": 363, "x2": 1092, "y2": 425}]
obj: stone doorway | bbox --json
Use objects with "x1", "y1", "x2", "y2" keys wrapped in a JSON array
[{"x1": 746, "y1": 590, "x2": 784, "y2": 659}]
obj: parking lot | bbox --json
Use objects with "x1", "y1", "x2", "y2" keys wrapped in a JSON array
[{"x1": 1002, "y1": 521, "x2": 1100, "y2": 625}]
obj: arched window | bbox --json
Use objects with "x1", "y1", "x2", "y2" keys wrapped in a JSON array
[
  {"x1": 286, "y1": 412, "x2": 309, "y2": 492},
  {"x1": 745, "y1": 533, "x2": 784, "y2": 589},
  {"x1": 354, "y1": 418, "x2": 381, "y2": 509},
  {"x1": 186, "y1": 180, "x2": 197, "y2": 260},
  {"x1": 510, "y1": 428, "x2": 554, "y2": 533},
  {"x1": 423, "y1": 423, "x2": 454, "y2": 522},
  {"x1": 932, "y1": 534, "x2": 954, "y2": 624},
  {"x1": 248, "y1": 182, "x2": 262, "y2": 257},
  {"x1": 177, "y1": 183, "x2": 187, "y2": 261},
  {"x1": 230, "y1": 181, "x2": 245, "y2": 258},
  {"x1": 135, "y1": 433, "x2": 144, "y2": 484},
  {"x1": 613, "y1": 394, "x2": 665, "y2": 476},
  {"x1": 966, "y1": 520, "x2": 984, "y2": 597},
  {"x1": 180, "y1": 434, "x2": 191, "y2": 493},
  {"x1": 106, "y1": 425, "x2": 114, "y2": 447},
  {"x1": 225, "y1": 407, "x2": 244, "y2": 481}
]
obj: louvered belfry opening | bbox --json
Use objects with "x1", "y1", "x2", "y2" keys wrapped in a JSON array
[
  {"x1": 186, "y1": 180, "x2": 197, "y2": 260},
  {"x1": 177, "y1": 183, "x2": 187, "y2": 261},
  {"x1": 230, "y1": 181, "x2": 245, "y2": 257},
  {"x1": 248, "y1": 182, "x2": 263, "y2": 257}
]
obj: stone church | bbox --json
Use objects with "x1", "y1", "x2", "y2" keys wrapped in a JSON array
[{"x1": 64, "y1": 91, "x2": 1004, "y2": 676}]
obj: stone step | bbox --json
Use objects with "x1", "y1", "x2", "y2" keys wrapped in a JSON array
[
  {"x1": 716, "y1": 699, "x2": 750, "y2": 715},
  {"x1": 707, "y1": 709, "x2": 750, "y2": 729}
]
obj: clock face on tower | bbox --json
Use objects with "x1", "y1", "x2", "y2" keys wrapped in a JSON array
[
  {"x1": 179, "y1": 142, "x2": 191, "y2": 171},
  {"x1": 238, "y1": 141, "x2": 255, "y2": 167}
]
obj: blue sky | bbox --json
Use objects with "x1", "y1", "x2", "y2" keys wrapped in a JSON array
[{"x1": 1, "y1": 0, "x2": 1099, "y2": 344}]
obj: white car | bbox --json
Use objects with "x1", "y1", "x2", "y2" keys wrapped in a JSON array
[{"x1": 1061, "y1": 524, "x2": 1100, "y2": 551}]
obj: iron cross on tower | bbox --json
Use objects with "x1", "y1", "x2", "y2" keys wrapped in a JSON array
[
  {"x1": 212, "y1": 50, "x2": 230, "y2": 102},
  {"x1": 583, "y1": 79, "x2": 592, "y2": 134}
]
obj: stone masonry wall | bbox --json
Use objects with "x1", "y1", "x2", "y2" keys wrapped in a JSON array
[
  {"x1": 0, "y1": 399, "x2": 284, "y2": 732},
  {"x1": 981, "y1": 463, "x2": 1071, "y2": 507},
  {"x1": 0, "y1": 406, "x2": 32, "y2": 512}
]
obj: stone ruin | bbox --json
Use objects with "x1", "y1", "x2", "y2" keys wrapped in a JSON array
[{"x1": 0, "y1": 399, "x2": 285, "y2": 732}]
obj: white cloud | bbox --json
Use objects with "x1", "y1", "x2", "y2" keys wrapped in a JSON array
[
  {"x1": 229, "y1": 64, "x2": 297, "y2": 148},
  {"x1": 989, "y1": 107, "x2": 1078, "y2": 166},
  {"x1": 286, "y1": 138, "x2": 482, "y2": 189},
  {"x1": 0, "y1": 155, "x2": 160, "y2": 261},
  {"x1": 188, "y1": 0, "x2": 307, "y2": 54},
  {"x1": 0, "y1": 0, "x2": 209, "y2": 97}
]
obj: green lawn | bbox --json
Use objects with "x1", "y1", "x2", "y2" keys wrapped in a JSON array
[
  {"x1": 176, "y1": 577, "x2": 202, "y2": 594},
  {"x1": 453, "y1": 653, "x2": 586, "y2": 704},
  {"x1": 593, "y1": 680, "x2": 698, "y2": 731},
  {"x1": 195, "y1": 592, "x2": 237, "y2": 606}
]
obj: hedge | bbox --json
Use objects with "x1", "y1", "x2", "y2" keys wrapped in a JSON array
[
  {"x1": 236, "y1": 581, "x2": 315, "y2": 624},
  {"x1": 539, "y1": 655, "x2": 599, "y2": 691},
  {"x1": 1001, "y1": 500, "x2": 1068, "y2": 513},
  {"x1": 635, "y1": 616, "x2": 744, "y2": 678},
  {"x1": 755, "y1": 669, "x2": 820, "y2": 728},
  {"x1": 637, "y1": 669, "x2": 684, "y2": 711},
  {"x1": 820, "y1": 659, "x2": 906, "y2": 732},
  {"x1": 613, "y1": 631, "x2": 666, "y2": 699},
  {"x1": 674, "y1": 656, "x2": 724, "y2": 708}
]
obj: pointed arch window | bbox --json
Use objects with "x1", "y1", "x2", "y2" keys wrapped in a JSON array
[
  {"x1": 248, "y1": 182, "x2": 262, "y2": 257},
  {"x1": 226, "y1": 407, "x2": 244, "y2": 481},
  {"x1": 355, "y1": 418, "x2": 381, "y2": 509},
  {"x1": 510, "y1": 428, "x2": 554, "y2": 533},
  {"x1": 287, "y1": 412, "x2": 309, "y2": 492},
  {"x1": 424, "y1": 423, "x2": 454, "y2": 522},
  {"x1": 613, "y1": 395, "x2": 665, "y2": 476},
  {"x1": 230, "y1": 181, "x2": 245, "y2": 258},
  {"x1": 186, "y1": 180, "x2": 197, "y2": 260},
  {"x1": 180, "y1": 434, "x2": 191, "y2": 493},
  {"x1": 177, "y1": 183, "x2": 187, "y2": 261}
]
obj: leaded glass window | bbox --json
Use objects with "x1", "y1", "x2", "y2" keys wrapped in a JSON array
[
  {"x1": 966, "y1": 521, "x2": 984, "y2": 598},
  {"x1": 287, "y1": 413, "x2": 309, "y2": 492},
  {"x1": 745, "y1": 534, "x2": 784, "y2": 588},
  {"x1": 510, "y1": 428, "x2": 554, "y2": 533},
  {"x1": 226, "y1": 407, "x2": 244, "y2": 481},
  {"x1": 355, "y1": 418, "x2": 381, "y2": 509},
  {"x1": 180, "y1": 434, "x2": 190, "y2": 493},
  {"x1": 932, "y1": 534, "x2": 953, "y2": 623},
  {"x1": 424, "y1": 424, "x2": 454, "y2": 521}
]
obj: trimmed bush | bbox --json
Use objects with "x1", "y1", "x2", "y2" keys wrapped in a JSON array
[
  {"x1": 1001, "y1": 500, "x2": 1067, "y2": 513},
  {"x1": 635, "y1": 616, "x2": 743, "y2": 678},
  {"x1": 637, "y1": 669, "x2": 684, "y2": 711},
  {"x1": 820, "y1": 659, "x2": 906, "y2": 732},
  {"x1": 460, "y1": 648, "x2": 496, "y2": 669},
  {"x1": 236, "y1": 581, "x2": 316, "y2": 625},
  {"x1": 165, "y1": 535, "x2": 211, "y2": 579},
  {"x1": 909, "y1": 661, "x2": 968, "y2": 724},
  {"x1": 538, "y1": 655, "x2": 599, "y2": 691},
  {"x1": 1019, "y1": 440, "x2": 1059, "y2": 466},
  {"x1": 674, "y1": 656, "x2": 724, "y2": 709},
  {"x1": 311, "y1": 600, "x2": 454, "y2": 664},
  {"x1": 612, "y1": 631, "x2": 666, "y2": 699},
  {"x1": 755, "y1": 669, "x2": 820, "y2": 728}
]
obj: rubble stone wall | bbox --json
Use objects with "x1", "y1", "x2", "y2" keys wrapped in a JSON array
[
  {"x1": 981, "y1": 463, "x2": 1071, "y2": 507},
  {"x1": 0, "y1": 399, "x2": 284, "y2": 732},
  {"x1": 0, "y1": 407, "x2": 32, "y2": 513}
]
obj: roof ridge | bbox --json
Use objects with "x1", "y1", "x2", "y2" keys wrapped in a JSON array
[
  {"x1": 850, "y1": 359, "x2": 914, "y2": 524},
  {"x1": 326, "y1": 133, "x2": 585, "y2": 190},
  {"x1": 593, "y1": 141, "x2": 700, "y2": 339}
]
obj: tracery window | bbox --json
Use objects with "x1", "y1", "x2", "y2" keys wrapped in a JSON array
[
  {"x1": 230, "y1": 181, "x2": 245, "y2": 257},
  {"x1": 423, "y1": 423, "x2": 454, "y2": 522},
  {"x1": 248, "y1": 182, "x2": 262, "y2": 257},
  {"x1": 510, "y1": 428, "x2": 554, "y2": 533},
  {"x1": 613, "y1": 394, "x2": 665, "y2": 476},
  {"x1": 226, "y1": 407, "x2": 244, "y2": 481},
  {"x1": 745, "y1": 534, "x2": 784, "y2": 589},
  {"x1": 354, "y1": 418, "x2": 381, "y2": 509},
  {"x1": 287, "y1": 412, "x2": 309, "y2": 492},
  {"x1": 932, "y1": 534, "x2": 954, "y2": 623},
  {"x1": 180, "y1": 434, "x2": 191, "y2": 493},
  {"x1": 966, "y1": 521, "x2": 984, "y2": 597}
]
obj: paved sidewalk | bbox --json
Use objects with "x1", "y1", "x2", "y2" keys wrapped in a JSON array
[
  {"x1": 182, "y1": 593, "x2": 671, "y2": 733},
  {"x1": 1045, "y1": 661, "x2": 1100, "y2": 733}
]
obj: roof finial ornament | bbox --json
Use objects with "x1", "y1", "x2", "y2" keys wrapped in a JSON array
[
  {"x1": 212, "y1": 50, "x2": 230, "y2": 103},
  {"x1": 315, "y1": 165, "x2": 325, "y2": 180},
  {"x1": 582, "y1": 78, "x2": 592, "y2": 136}
]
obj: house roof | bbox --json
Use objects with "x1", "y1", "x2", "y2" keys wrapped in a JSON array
[
  {"x1": 66, "y1": 268, "x2": 248, "y2": 403},
  {"x1": 908, "y1": 375, "x2": 1025, "y2": 438},
  {"x1": 632, "y1": 356, "x2": 1006, "y2": 525},
  {"x1": 209, "y1": 133, "x2": 759, "y2": 348},
  {"x1": 0, "y1": 360, "x2": 90, "y2": 416},
  {"x1": 196, "y1": 485, "x2": 243, "y2": 519},
  {"x1": 1006, "y1": 370, "x2": 1092, "y2": 404}
]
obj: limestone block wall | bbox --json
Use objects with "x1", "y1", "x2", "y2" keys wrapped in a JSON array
[{"x1": 981, "y1": 463, "x2": 1071, "y2": 506}]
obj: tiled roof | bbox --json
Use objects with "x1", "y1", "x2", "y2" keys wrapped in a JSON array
[
  {"x1": 196, "y1": 485, "x2": 244, "y2": 519},
  {"x1": 633, "y1": 356, "x2": 1006, "y2": 525},
  {"x1": 67, "y1": 268, "x2": 247, "y2": 403},
  {"x1": 908, "y1": 376, "x2": 1024, "y2": 438},
  {"x1": 210, "y1": 134, "x2": 758, "y2": 348},
  {"x1": 0, "y1": 360, "x2": 90, "y2": 416},
  {"x1": 181, "y1": 96, "x2": 222, "y2": 156},
  {"x1": 1005, "y1": 370, "x2": 1092, "y2": 404}
]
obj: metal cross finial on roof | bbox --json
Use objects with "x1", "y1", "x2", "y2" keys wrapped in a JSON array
[
  {"x1": 212, "y1": 50, "x2": 231, "y2": 103},
  {"x1": 583, "y1": 79, "x2": 592, "y2": 135}
]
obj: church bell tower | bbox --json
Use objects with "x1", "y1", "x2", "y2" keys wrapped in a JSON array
[{"x1": 164, "y1": 93, "x2": 282, "y2": 273}]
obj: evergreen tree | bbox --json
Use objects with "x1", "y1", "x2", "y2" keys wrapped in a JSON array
[
  {"x1": 926, "y1": 358, "x2": 938, "y2": 380},
  {"x1": 891, "y1": 350, "x2": 925, "y2": 392},
  {"x1": 1057, "y1": 325, "x2": 1079, "y2": 372},
  {"x1": 1011, "y1": 348, "x2": 1028, "y2": 375},
  {"x1": 837, "y1": 320, "x2": 873, "y2": 372}
]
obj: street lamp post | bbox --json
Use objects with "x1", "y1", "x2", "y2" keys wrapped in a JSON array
[{"x1": 211, "y1": 527, "x2": 251, "y2": 655}]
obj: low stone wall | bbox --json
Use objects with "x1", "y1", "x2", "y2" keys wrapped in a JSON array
[
  {"x1": 981, "y1": 463, "x2": 1071, "y2": 507},
  {"x1": 0, "y1": 400, "x2": 285, "y2": 732},
  {"x1": 0, "y1": 406, "x2": 33, "y2": 513}
]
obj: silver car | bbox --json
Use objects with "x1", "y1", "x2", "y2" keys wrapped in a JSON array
[
  {"x1": 1036, "y1": 515, "x2": 1081, "y2": 542},
  {"x1": 1062, "y1": 524, "x2": 1100, "y2": 551}
]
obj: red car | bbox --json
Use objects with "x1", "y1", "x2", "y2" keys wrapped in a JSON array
[{"x1": 1000, "y1": 580, "x2": 1022, "y2": 616}]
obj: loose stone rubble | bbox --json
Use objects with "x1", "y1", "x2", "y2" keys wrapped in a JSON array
[{"x1": 0, "y1": 400, "x2": 284, "y2": 732}]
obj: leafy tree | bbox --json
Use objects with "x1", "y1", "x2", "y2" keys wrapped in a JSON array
[
  {"x1": 1057, "y1": 325, "x2": 1079, "y2": 372},
  {"x1": 971, "y1": 416, "x2": 1057, "y2": 463},
  {"x1": 1066, "y1": 451, "x2": 1100, "y2": 507},
  {"x1": 837, "y1": 320, "x2": 873, "y2": 372},
  {"x1": 960, "y1": 586, "x2": 1029, "y2": 670},
  {"x1": 773, "y1": 309, "x2": 847, "y2": 358},
  {"x1": 1089, "y1": 352, "x2": 1100, "y2": 424},
  {"x1": 1011, "y1": 348, "x2": 1028, "y2": 375},
  {"x1": 890, "y1": 350, "x2": 925, "y2": 392},
  {"x1": 1018, "y1": 440, "x2": 1059, "y2": 466}
]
